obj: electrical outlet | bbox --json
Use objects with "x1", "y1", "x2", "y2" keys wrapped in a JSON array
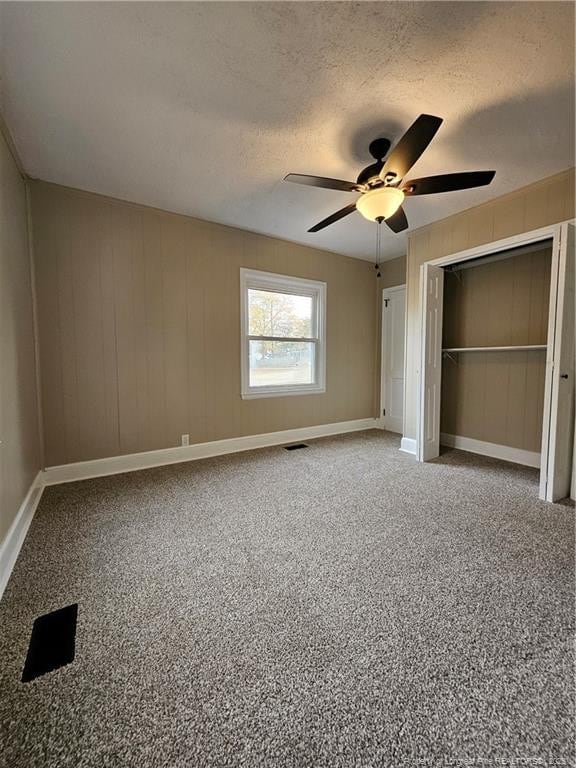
[{"x1": 181, "y1": 434, "x2": 189, "y2": 447}]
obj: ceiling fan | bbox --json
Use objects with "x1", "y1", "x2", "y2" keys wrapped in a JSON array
[{"x1": 284, "y1": 114, "x2": 496, "y2": 234}]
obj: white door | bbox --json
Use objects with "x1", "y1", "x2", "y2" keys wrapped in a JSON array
[
  {"x1": 380, "y1": 286, "x2": 406, "y2": 434},
  {"x1": 417, "y1": 264, "x2": 445, "y2": 461},
  {"x1": 541, "y1": 222, "x2": 575, "y2": 501}
]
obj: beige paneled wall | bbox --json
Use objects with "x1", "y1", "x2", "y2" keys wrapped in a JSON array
[
  {"x1": 441, "y1": 247, "x2": 551, "y2": 451},
  {"x1": 441, "y1": 350, "x2": 547, "y2": 452},
  {"x1": 0, "y1": 130, "x2": 40, "y2": 543},
  {"x1": 442, "y1": 248, "x2": 551, "y2": 348},
  {"x1": 30, "y1": 181, "x2": 377, "y2": 467},
  {"x1": 404, "y1": 168, "x2": 575, "y2": 441},
  {"x1": 380, "y1": 255, "x2": 406, "y2": 289}
]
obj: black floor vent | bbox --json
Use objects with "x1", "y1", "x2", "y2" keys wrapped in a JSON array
[
  {"x1": 21, "y1": 604, "x2": 78, "y2": 682},
  {"x1": 284, "y1": 443, "x2": 308, "y2": 451}
]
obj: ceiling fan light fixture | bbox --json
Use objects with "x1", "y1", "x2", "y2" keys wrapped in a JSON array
[{"x1": 356, "y1": 187, "x2": 405, "y2": 222}]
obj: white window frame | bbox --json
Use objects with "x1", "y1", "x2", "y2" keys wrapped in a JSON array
[{"x1": 240, "y1": 268, "x2": 326, "y2": 399}]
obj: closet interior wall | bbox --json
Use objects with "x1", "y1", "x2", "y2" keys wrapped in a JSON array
[{"x1": 440, "y1": 245, "x2": 552, "y2": 454}]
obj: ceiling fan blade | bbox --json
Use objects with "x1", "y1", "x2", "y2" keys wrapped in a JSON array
[
  {"x1": 284, "y1": 174, "x2": 358, "y2": 192},
  {"x1": 308, "y1": 203, "x2": 357, "y2": 232},
  {"x1": 402, "y1": 171, "x2": 496, "y2": 196},
  {"x1": 379, "y1": 114, "x2": 443, "y2": 184},
  {"x1": 385, "y1": 206, "x2": 409, "y2": 233}
]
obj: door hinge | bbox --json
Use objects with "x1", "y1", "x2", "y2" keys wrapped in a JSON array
[
  {"x1": 382, "y1": 408, "x2": 386, "y2": 416},
  {"x1": 384, "y1": 298, "x2": 389, "y2": 307}
]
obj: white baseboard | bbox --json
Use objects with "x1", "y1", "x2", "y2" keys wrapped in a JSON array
[
  {"x1": 400, "y1": 437, "x2": 417, "y2": 455},
  {"x1": 43, "y1": 418, "x2": 379, "y2": 486},
  {"x1": 0, "y1": 471, "x2": 44, "y2": 600},
  {"x1": 440, "y1": 433, "x2": 541, "y2": 468}
]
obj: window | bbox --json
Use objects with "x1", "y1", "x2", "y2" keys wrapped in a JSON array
[{"x1": 240, "y1": 269, "x2": 326, "y2": 399}]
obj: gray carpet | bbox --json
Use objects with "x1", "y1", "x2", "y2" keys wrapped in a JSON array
[{"x1": 0, "y1": 430, "x2": 574, "y2": 768}]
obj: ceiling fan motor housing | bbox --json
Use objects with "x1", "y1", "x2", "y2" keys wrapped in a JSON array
[{"x1": 356, "y1": 161, "x2": 384, "y2": 186}]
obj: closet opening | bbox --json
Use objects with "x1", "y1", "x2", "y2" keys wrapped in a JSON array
[
  {"x1": 440, "y1": 240, "x2": 552, "y2": 474},
  {"x1": 417, "y1": 221, "x2": 575, "y2": 502}
]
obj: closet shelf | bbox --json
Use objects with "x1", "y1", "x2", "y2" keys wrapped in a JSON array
[{"x1": 442, "y1": 345, "x2": 547, "y2": 353}]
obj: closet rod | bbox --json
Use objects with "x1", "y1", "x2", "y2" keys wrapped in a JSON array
[{"x1": 442, "y1": 345, "x2": 547, "y2": 353}]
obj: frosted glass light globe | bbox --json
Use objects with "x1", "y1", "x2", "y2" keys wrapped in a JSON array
[{"x1": 356, "y1": 187, "x2": 405, "y2": 221}]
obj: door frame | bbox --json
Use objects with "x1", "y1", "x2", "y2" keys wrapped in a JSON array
[
  {"x1": 541, "y1": 221, "x2": 575, "y2": 500},
  {"x1": 416, "y1": 220, "x2": 575, "y2": 501},
  {"x1": 380, "y1": 283, "x2": 406, "y2": 433}
]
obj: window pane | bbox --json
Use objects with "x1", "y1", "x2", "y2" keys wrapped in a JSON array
[
  {"x1": 249, "y1": 341, "x2": 315, "y2": 387},
  {"x1": 248, "y1": 289, "x2": 313, "y2": 338}
]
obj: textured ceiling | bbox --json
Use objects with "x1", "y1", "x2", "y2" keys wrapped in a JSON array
[{"x1": 0, "y1": 2, "x2": 574, "y2": 261}]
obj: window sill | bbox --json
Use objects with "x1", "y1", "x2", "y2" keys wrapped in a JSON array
[{"x1": 241, "y1": 385, "x2": 326, "y2": 400}]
